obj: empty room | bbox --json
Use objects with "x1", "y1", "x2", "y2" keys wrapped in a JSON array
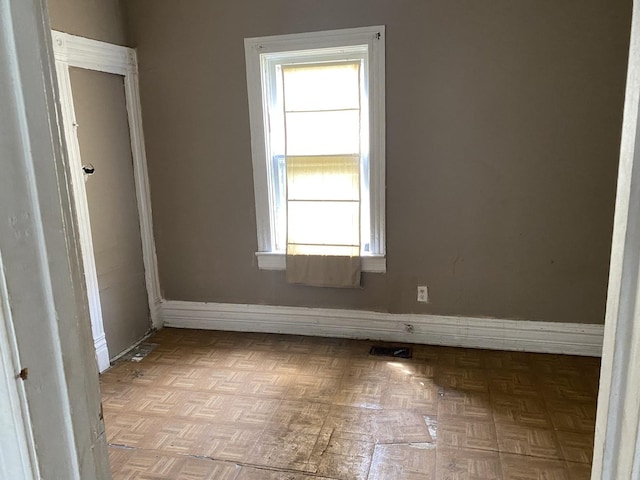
[{"x1": 2, "y1": 0, "x2": 639, "y2": 478}]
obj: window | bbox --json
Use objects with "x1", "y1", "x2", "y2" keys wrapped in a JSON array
[{"x1": 244, "y1": 26, "x2": 385, "y2": 272}]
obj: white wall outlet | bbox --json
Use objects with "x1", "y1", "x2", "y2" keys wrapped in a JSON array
[{"x1": 417, "y1": 285, "x2": 429, "y2": 303}]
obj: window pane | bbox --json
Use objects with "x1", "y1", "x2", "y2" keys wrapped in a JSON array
[
  {"x1": 287, "y1": 155, "x2": 359, "y2": 201},
  {"x1": 283, "y1": 62, "x2": 360, "y2": 112},
  {"x1": 286, "y1": 110, "x2": 360, "y2": 156},
  {"x1": 287, "y1": 201, "x2": 359, "y2": 246}
]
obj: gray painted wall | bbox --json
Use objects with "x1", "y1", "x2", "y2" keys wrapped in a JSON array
[
  {"x1": 69, "y1": 68, "x2": 151, "y2": 357},
  {"x1": 46, "y1": 0, "x2": 128, "y2": 46},
  {"x1": 123, "y1": 0, "x2": 631, "y2": 324}
]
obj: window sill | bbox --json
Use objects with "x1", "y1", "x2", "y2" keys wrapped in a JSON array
[{"x1": 255, "y1": 252, "x2": 386, "y2": 273}]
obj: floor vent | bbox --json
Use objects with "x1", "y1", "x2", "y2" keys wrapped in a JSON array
[{"x1": 369, "y1": 346, "x2": 412, "y2": 358}]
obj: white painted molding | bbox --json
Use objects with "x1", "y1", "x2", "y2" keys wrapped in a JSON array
[
  {"x1": 51, "y1": 31, "x2": 163, "y2": 373},
  {"x1": 162, "y1": 301, "x2": 604, "y2": 357},
  {"x1": 53, "y1": 60, "x2": 111, "y2": 371},
  {"x1": 51, "y1": 31, "x2": 134, "y2": 75},
  {"x1": 256, "y1": 252, "x2": 386, "y2": 273},
  {"x1": 123, "y1": 52, "x2": 164, "y2": 328},
  {"x1": 93, "y1": 334, "x2": 110, "y2": 373}
]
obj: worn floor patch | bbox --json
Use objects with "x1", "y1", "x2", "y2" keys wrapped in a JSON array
[{"x1": 119, "y1": 342, "x2": 158, "y2": 362}]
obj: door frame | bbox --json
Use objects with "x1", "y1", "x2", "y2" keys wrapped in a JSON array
[
  {"x1": 591, "y1": 0, "x2": 640, "y2": 477},
  {"x1": 52, "y1": 31, "x2": 162, "y2": 372},
  {"x1": 1, "y1": 1, "x2": 111, "y2": 476}
]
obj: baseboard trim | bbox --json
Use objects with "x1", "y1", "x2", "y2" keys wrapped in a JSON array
[
  {"x1": 94, "y1": 335, "x2": 110, "y2": 373},
  {"x1": 161, "y1": 301, "x2": 604, "y2": 357}
]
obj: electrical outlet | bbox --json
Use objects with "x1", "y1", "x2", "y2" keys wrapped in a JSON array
[{"x1": 417, "y1": 285, "x2": 428, "y2": 303}]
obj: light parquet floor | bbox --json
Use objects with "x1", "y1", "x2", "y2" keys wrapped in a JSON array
[{"x1": 101, "y1": 328, "x2": 600, "y2": 479}]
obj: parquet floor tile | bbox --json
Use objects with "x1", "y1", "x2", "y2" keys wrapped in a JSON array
[
  {"x1": 286, "y1": 374, "x2": 341, "y2": 403},
  {"x1": 437, "y1": 418, "x2": 498, "y2": 451},
  {"x1": 435, "y1": 366, "x2": 489, "y2": 392},
  {"x1": 299, "y1": 354, "x2": 349, "y2": 378},
  {"x1": 381, "y1": 381, "x2": 439, "y2": 411},
  {"x1": 488, "y1": 370, "x2": 540, "y2": 397},
  {"x1": 491, "y1": 394, "x2": 553, "y2": 429},
  {"x1": 308, "y1": 434, "x2": 374, "y2": 480},
  {"x1": 386, "y1": 360, "x2": 435, "y2": 382},
  {"x1": 566, "y1": 461, "x2": 593, "y2": 480},
  {"x1": 529, "y1": 354, "x2": 601, "y2": 378},
  {"x1": 495, "y1": 424, "x2": 563, "y2": 459},
  {"x1": 371, "y1": 409, "x2": 433, "y2": 443},
  {"x1": 482, "y1": 351, "x2": 532, "y2": 372},
  {"x1": 322, "y1": 405, "x2": 375, "y2": 439},
  {"x1": 102, "y1": 328, "x2": 599, "y2": 480},
  {"x1": 545, "y1": 398, "x2": 597, "y2": 433},
  {"x1": 215, "y1": 394, "x2": 280, "y2": 426},
  {"x1": 343, "y1": 358, "x2": 392, "y2": 382},
  {"x1": 368, "y1": 443, "x2": 436, "y2": 480},
  {"x1": 332, "y1": 379, "x2": 386, "y2": 409},
  {"x1": 210, "y1": 368, "x2": 268, "y2": 397},
  {"x1": 555, "y1": 429, "x2": 594, "y2": 464},
  {"x1": 438, "y1": 391, "x2": 494, "y2": 421},
  {"x1": 104, "y1": 412, "x2": 157, "y2": 449},
  {"x1": 199, "y1": 423, "x2": 265, "y2": 462},
  {"x1": 436, "y1": 446, "x2": 502, "y2": 480},
  {"x1": 108, "y1": 447, "x2": 241, "y2": 480},
  {"x1": 235, "y1": 466, "x2": 336, "y2": 479},
  {"x1": 246, "y1": 428, "x2": 319, "y2": 471},
  {"x1": 268, "y1": 400, "x2": 331, "y2": 435},
  {"x1": 500, "y1": 453, "x2": 575, "y2": 480}
]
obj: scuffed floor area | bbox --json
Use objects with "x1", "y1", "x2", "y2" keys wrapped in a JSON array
[{"x1": 101, "y1": 328, "x2": 599, "y2": 479}]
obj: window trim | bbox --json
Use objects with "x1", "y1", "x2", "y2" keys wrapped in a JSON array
[
  {"x1": 244, "y1": 26, "x2": 386, "y2": 273},
  {"x1": 255, "y1": 251, "x2": 386, "y2": 272}
]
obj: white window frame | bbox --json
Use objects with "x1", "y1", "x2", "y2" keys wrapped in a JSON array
[{"x1": 244, "y1": 26, "x2": 386, "y2": 273}]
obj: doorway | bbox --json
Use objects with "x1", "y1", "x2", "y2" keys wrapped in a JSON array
[{"x1": 52, "y1": 31, "x2": 161, "y2": 372}]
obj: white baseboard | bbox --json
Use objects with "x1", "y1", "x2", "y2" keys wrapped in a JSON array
[
  {"x1": 161, "y1": 301, "x2": 604, "y2": 357},
  {"x1": 94, "y1": 335, "x2": 110, "y2": 373}
]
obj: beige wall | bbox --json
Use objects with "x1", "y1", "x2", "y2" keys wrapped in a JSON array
[
  {"x1": 70, "y1": 68, "x2": 151, "y2": 357},
  {"x1": 46, "y1": 0, "x2": 128, "y2": 45},
  {"x1": 125, "y1": 0, "x2": 630, "y2": 324}
]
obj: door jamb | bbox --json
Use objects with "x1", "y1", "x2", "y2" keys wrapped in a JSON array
[
  {"x1": 591, "y1": 0, "x2": 640, "y2": 477},
  {"x1": 51, "y1": 31, "x2": 162, "y2": 372}
]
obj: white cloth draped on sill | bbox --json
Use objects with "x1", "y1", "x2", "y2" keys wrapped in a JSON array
[{"x1": 286, "y1": 254, "x2": 361, "y2": 288}]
